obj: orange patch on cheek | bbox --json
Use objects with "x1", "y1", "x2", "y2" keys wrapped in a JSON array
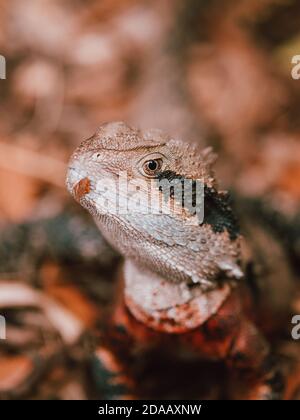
[{"x1": 73, "y1": 177, "x2": 91, "y2": 201}]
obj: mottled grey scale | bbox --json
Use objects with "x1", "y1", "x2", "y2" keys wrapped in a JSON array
[
  {"x1": 125, "y1": 213, "x2": 193, "y2": 247},
  {"x1": 189, "y1": 242, "x2": 201, "y2": 252},
  {"x1": 175, "y1": 237, "x2": 189, "y2": 247},
  {"x1": 157, "y1": 170, "x2": 239, "y2": 241},
  {"x1": 115, "y1": 212, "x2": 242, "y2": 287}
]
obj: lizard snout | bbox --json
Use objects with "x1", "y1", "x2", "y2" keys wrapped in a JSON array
[
  {"x1": 73, "y1": 177, "x2": 91, "y2": 202},
  {"x1": 66, "y1": 166, "x2": 91, "y2": 202}
]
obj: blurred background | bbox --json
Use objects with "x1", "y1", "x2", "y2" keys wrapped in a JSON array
[{"x1": 0, "y1": 0, "x2": 299, "y2": 399}]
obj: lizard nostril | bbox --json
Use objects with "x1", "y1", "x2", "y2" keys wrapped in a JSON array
[{"x1": 73, "y1": 177, "x2": 91, "y2": 202}]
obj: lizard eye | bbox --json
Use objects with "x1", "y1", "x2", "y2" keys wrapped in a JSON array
[
  {"x1": 137, "y1": 152, "x2": 167, "y2": 178},
  {"x1": 141, "y1": 158, "x2": 163, "y2": 177}
]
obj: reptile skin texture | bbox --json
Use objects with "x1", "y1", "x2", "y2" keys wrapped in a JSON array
[{"x1": 67, "y1": 122, "x2": 296, "y2": 400}]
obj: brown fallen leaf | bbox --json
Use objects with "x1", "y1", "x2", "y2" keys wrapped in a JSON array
[
  {"x1": 45, "y1": 284, "x2": 100, "y2": 328},
  {"x1": 40, "y1": 262, "x2": 100, "y2": 327},
  {"x1": 0, "y1": 282, "x2": 84, "y2": 345},
  {"x1": 276, "y1": 163, "x2": 300, "y2": 199},
  {"x1": 0, "y1": 169, "x2": 39, "y2": 222},
  {"x1": 0, "y1": 355, "x2": 34, "y2": 394}
]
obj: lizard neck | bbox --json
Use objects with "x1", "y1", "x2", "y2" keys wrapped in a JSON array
[{"x1": 123, "y1": 260, "x2": 232, "y2": 334}]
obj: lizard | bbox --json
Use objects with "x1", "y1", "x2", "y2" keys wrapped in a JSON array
[{"x1": 66, "y1": 121, "x2": 297, "y2": 400}]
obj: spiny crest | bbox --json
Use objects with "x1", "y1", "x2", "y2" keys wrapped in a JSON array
[
  {"x1": 76, "y1": 122, "x2": 219, "y2": 189},
  {"x1": 80, "y1": 122, "x2": 168, "y2": 152},
  {"x1": 200, "y1": 146, "x2": 218, "y2": 189},
  {"x1": 165, "y1": 139, "x2": 218, "y2": 188}
]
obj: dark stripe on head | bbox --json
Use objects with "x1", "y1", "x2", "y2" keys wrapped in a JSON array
[
  {"x1": 203, "y1": 186, "x2": 239, "y2": 240},
  {"x1": 156, "y1": 170, "x2": 239, "y2": 241}
]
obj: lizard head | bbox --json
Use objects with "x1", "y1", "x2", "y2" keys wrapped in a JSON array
[{"x1": 67, "y1": 121, "x2": 242, "y2": 289}]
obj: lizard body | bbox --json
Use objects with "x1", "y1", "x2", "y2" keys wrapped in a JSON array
[{"x1": 67, "y1": 122, "x2": 296, "y2": 399}]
